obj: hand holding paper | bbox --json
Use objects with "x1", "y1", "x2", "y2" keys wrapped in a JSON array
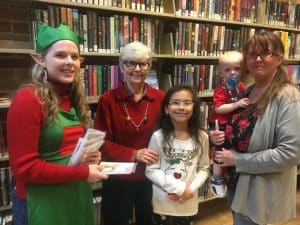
[
  {"x1": 68, "y1": 129, "x2": 106, "y2": 166},
  {"x1": 100, "y1": 162, "x2": 137, "y2": 175}
]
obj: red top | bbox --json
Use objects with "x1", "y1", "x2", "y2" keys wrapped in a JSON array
[
  {"x1": 7, "y1": 86, "x2": 89, "y2": 199},
  {"x1": 209, "y1": 82, "x2": 245, "y2": 126},
  {"x1": 94, "y1": 82, "x2": 164, "y2": 180}
]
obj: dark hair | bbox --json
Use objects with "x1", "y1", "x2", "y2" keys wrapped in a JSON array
[{"x1": 160, "y1": 84, "x2": 204, "y2": 150}]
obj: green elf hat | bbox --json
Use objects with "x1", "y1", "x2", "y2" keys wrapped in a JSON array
[{"x1": 36, "y1": 23, "x2": 83, "y2": 53}]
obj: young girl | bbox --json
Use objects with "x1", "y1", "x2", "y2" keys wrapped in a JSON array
[{"x1": 146, "y1": 84, "x2": 210, "y2": 225}]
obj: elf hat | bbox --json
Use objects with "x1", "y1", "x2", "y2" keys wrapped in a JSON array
[{"x1": 35, "y1": 23, "x2": 82, "y2": 53}]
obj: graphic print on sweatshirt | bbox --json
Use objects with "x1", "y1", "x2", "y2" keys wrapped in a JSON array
[{"x1": 163, "y1": 143, "x2": 198, "y2": 182}]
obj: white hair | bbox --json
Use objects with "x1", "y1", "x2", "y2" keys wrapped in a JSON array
[{"x1": 119, "y1": 41, "x2": 152, "y2": 69}]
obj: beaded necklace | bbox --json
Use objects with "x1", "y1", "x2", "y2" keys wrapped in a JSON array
[{"x1": 122, "y1": 100, "x2": 149, "y2": 132}]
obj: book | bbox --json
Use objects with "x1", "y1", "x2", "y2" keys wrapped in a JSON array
[
  {"x1": 68, "y1": 128, "x2": 106, "y2": 166},
  {"x1": 100, "y1": 162, "x2": 137, "y2": 175},
  {"x1": 145, "y1": 70, "x2": 159, "y2": 89}
]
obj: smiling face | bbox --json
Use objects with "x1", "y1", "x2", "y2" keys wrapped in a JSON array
[
  {"x1": 39, "y1": 40, "x2": 81, "y2": 87},
  {"x1": 165, "y1": 90, "x2": 194, "y2": 127},
  {"x1": 242, "y1": 32, "x2": 284, "y2": 86},
  {"x1": 121, "y1": 58, "x2": 151, "y2": 87},
  {"x1": 119, "y1": 42, "x2": 152, "y2": 90},
  {"x1": 246, "y1": 44, "x2": 283, "y2": 84}
]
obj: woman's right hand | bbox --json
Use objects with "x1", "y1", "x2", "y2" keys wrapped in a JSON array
[
  {"x1": 136, "y1": 148, "x2": 158, "y2": 165},
  {"x1": 87, "y1": 164, "x2": 108, "y2": 183}
]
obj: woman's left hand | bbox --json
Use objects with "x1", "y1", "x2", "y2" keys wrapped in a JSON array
[
  {"x1": 84, "y1": 151, "x2": 101, "y2": 164},
  {"x1": 214, "y1": 148, "x2": 235, "y2": 166}
]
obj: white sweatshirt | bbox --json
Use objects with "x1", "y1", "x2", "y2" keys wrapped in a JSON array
[{"x1": 146, "y1": 129, "x2": 210, "y2": 216}]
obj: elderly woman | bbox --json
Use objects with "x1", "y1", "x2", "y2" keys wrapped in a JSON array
[
  {"x1": 210, "y1": 31, "x2": 300, "y2": 225},
  {"x1": 94, "y1": 41, "x2": 164, "y2": 225}
]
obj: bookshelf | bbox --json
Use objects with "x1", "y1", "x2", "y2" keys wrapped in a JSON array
[{"x1": 0, "y1": 2, "x2": 300, "y2": 222}]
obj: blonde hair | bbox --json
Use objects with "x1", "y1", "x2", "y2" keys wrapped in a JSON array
[
  {"x1": 242, "y1": 31, "x2": 291, "y2": 114},
  {"x1": 31, "y1": 51, "x2": 91, "y2": 127},
  {"x1": 219, "y1": 51, "x2": 243, "y2": 66}
]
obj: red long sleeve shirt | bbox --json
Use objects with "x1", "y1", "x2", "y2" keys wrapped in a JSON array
[
  {"x1": 209, "y1": 82, "x2": 245, "y2": 126},
  {"x1": 94, "y1": 82, "x2": 164, "y2": 180},
  {"x1": 7, "y1": 86, "x2": 89, "y2": 199}
]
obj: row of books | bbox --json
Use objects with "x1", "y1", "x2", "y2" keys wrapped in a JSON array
[
  {"x1": 199, "y1": 101, "x2": 212, "y2": 130},
  {"x1": 80, "y1": 63, "x2": 300, "y2": 101},
  {"x1": 34, "y1": 6, "x2": 160, "y2": 53},
  {"x1": 67, "y1": 0, "x2": 165, "y2": 12},
  {"x1": 173, "y1": 21, "x2": 300, "y2": 58},
  {"x1": 0, "y1": 214, "x2": 12, "y2": 225},
  {"x1": 174, "y1": 22, "x2": 256, "y2": 56},
  {"x1": 0, "y1": 124, "x2": 7, "y2": 159},
  {"x1": 0, "y1": 168, "x2": 13, "y2": 209},
  {"x1": 80, "y1": 64, "x2": 159, "y2": 99},
  {"x1": 263, "y1": 0, "x2": 300, "y2": 28},
  {"x1": 81, "y1": 63, "x2": 222, "y2": 101},
  {"x1": 175, "y1": 0, "x2": 259, "y2": 23},
  {"x1": 288, "y1": 64, "x2": 300, "y2": 86},
  {"x1": 198, "y1": 172, "x2": 215, "y2": 201},
  {"x1": 81, "y1": 65, "x2": 122, "y2": 98},
  {"x1": 172, "y1": 64, "x2": 221, "y2": 94},
  {"x1": 175, "y1": 0, "x2": 300, "y2": 29},
  {"x1": 93, "y1": 195, "x2": 102, "y2": 225}
]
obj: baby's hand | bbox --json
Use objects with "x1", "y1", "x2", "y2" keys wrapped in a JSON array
[{"x1": 237, "y1": 97, "x2": 251, "y2": 108}]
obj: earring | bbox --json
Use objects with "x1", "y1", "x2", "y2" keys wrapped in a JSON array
[{"x1": 43, "y1": 68, "x2": 48, "y2": 83}]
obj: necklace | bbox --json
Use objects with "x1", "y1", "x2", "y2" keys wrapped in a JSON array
[{"x1": 122, "y1": 100, "x2": 149, "y2": 132}]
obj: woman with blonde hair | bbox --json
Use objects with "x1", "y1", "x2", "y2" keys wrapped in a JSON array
[{"x1": 7, "y1": 23, "x2": 108, "y2": 225}]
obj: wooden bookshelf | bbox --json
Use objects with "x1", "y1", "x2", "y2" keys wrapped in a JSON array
[
  {"x1": 0, "y1": 103, "x2": 11, "y2": 110},
  {"x1": 0, "y1": 48, "x2": 33, "y2": 55},
  {"x1": 35, "y1": 0, "x2": 175, "y2": 17},
  {"x1": 175, "y1": 15, "x2": 300, "y2": 33}
]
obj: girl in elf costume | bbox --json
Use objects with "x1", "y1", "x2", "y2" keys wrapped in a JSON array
[
  {"x1": 7, "y1": 23, "x2": 108, "y2": 225},
  {"x1": 146, "y1": 84, "x2": 210, "y2": 225}
]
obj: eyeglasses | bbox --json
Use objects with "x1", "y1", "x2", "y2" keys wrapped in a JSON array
[
  {"x1": 123, "y1": 61, "x2": 150, "y2": 71},
  {"x1": 169, "y1": 100, "x2": 194, "y2": 107},
  {"x1": 246, "y1": 51, "x2": 276, "y2": 60}
]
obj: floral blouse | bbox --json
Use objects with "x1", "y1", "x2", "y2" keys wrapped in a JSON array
[{"x1": 223, "y1": 103, "x2": 259, "y2": 190}]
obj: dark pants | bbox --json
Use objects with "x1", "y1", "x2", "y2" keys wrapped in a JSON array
[
  {"x1": 101, "y1": 178, "x2": 153, "y2": 225},
  {"x1": 12, "y1": 190, "x2": 28, "y2": 225},
  {"x1": 152, "y1": 213, "x2": 194, "y2": 225}
]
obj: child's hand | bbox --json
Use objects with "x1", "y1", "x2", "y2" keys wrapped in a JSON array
[
  {"x1": 237, "y1": 97, "x2": 251, "y2": 108},
  {"x1": 166, "y1": 181, "x2": 194, "y2": 204},
  {"x1": 166, "y1": 193, "x2": 181, "y2": 202},
  {"x1": 209, "y1": 120, "x2": 225, "y2": 146},
  {"x1": 180, "y1": 181, "x2": 194, "y2": 202}
]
